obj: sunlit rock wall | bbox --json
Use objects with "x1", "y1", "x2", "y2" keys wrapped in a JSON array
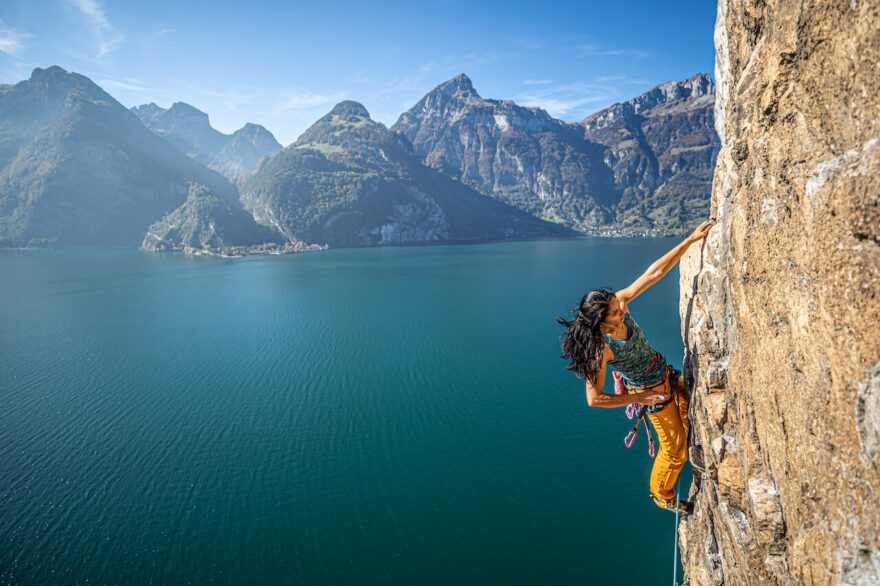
[{"x1": 678, "y1": 0, "x2": 880, "y2": 583}]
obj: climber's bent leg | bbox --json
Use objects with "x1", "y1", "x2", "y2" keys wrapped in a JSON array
[{"x1": 647, "y1": 379, "x2": 688, "y2": 503}]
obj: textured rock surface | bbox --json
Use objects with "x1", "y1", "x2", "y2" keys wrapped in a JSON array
[{"x1": 679, "y1": 0, "x2": 880, "y2": 584}]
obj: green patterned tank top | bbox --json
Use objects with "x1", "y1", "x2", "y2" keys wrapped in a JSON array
[{"x1": 601, "y1": 312, "x2": 667, "y2": 386}]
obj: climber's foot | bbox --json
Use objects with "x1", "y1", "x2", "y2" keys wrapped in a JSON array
[{"x1": 651, "y1": 495, "x2": 694, "y2": 517}]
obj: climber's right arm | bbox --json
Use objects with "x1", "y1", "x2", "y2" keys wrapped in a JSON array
[{"x1": 585, "y1": 345, "x2": 668, "y2": 408}]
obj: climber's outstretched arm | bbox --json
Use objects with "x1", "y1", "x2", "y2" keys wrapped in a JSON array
[{"x1": 616, "y1": 221, "x2": 712, "y2": 309}]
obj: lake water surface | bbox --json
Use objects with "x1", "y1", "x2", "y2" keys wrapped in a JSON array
[{"x1": 1, "y1": 238, "x2": 690, "y2": 584}]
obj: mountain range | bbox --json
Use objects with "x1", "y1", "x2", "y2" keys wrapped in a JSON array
[
  {"x1": 0, "y1": 66, "x2": 718, "y2": 252},
  {"x1": 393, "y1": 73, "x2": 718, "y2": 235},
  {"x1": 237, "y1": 100, "x2": 570, "y2": 247},
  {"x1": 0, "y1": 66, "x2": 274, "y2": 249}
]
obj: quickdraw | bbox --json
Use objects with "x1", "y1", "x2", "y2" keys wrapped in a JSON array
[
  {"x1": 613, "y1": 360, "x2": 676, "y2": 458},
  {"x1": 623, "y1": 405, "x2": 656, "y2": 457}
]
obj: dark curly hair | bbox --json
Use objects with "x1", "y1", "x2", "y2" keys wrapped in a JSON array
[{"x1": 557, "y1": 287, "x2": 615, "y2": 385}]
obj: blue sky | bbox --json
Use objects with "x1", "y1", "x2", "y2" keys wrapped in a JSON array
[{"x1": 0, "y1": 0, "x2": 717, "y2": 146}]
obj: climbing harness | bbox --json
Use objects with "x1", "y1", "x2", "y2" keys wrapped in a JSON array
[{"x1": 614, "y1": 365, "x2": 679, "y2": 456}]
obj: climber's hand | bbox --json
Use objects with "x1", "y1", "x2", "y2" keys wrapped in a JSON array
[
  {"x1": 640, "y1": 390, "x2": 668, "y2": 405},
  {"x1": 687, "y1": 221, "x2": 713, "y2": 243}
]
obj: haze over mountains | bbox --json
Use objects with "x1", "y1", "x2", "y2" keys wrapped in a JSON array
[
  {"x1": 0, "y1": 66, "x2": 274, "y2": 249},
  {"x1": 131, "y1": 102, "x2": 282, "y2": 182},
  {"x1": 0, "y1": 66, "x2": 718, "y2": 252}
]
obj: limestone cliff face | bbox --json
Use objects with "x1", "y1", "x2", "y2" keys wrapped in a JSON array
[{"x1": 678, "y1": 0, "x2": 880, "y2": 584}]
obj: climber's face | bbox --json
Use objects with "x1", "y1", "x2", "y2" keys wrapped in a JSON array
[{"x1": 601, "y1": 295, "x2": 625, "y2": 329}]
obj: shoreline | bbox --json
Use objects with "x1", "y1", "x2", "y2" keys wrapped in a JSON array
[{"x1": 0, "y1": 231, "x2": 687, "y2": 257}]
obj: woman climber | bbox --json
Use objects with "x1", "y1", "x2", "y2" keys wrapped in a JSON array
[{"x1": 557, "y1": 221, "x2": 712, "y2": 515}]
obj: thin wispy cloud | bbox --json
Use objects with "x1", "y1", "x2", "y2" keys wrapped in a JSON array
[
  {"x1": 515, "y1": 80, "x2": 625, "y2": 119},
  {"x1": 158, "y1": 28, "x2": 178, "y2": 35},
  {"x1": 347, "y1": 71, "x2": 370, "y2": 84},
  {"x1": 0, "y1": 19, "x2": 33, "y2": 58},
  {"x1": 93, "y1": 76, "x2": 155, "y2": 93},
  {"x1": 375, "y1": 62, "x2": 437, "y2": 97},
  {"x1": 66, "y1": 0, "x2": 124, "y2": 57},
  {"x1": 523, "y1": 79, "x2": 553, "y2": 85},
  {"x1": 518, "y1": 94, "x2": 610, "y2": 117},
  {"x1": 198, "y1": 88, "x2": 264, "y2": 110},
  {"x1": 573, "y1": 44, "x2": 650, "y2": 60},
  {"x1": 277, "y1": 89, "x2": 345, "y2": 111}
]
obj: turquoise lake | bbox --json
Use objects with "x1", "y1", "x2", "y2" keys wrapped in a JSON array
[{"x1": 0, "y1": 238, "x2": 691, "y2": 584}]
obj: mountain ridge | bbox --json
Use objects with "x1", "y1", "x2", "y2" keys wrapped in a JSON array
[
  {"x1": 0, "y1": 66, "x2": 276, "y2": 249},
  {"x1": 237, "y1": 99, "x2": 574, "y2": 247},
  {"x1": 131, "y1": 100, "x2": 282, "y2": 181},
  {"x1": 393, "y1": 72, "x2": 719, "y2": 236},
  {"x1": 0, "y1": 65, "x2": 719, "y2": 251}
]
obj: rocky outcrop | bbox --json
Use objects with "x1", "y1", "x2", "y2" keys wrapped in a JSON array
[
  {"x1": 132, "y1": 102, "x2": 282, "y2": 181},
  {"x1": 393, "y1": 73, "x2": 719, "y2": 236},
  {"x1": 141, "y1": 183, "x2": 281, "y2": 252},
  {"x1": 678, "y1": 0, "x2": 880, "y2": 584}
]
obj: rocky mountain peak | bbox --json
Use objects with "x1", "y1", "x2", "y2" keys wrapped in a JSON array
[
  {"x1": 680, "y1": 73, "x2": 714, "y2": 97},
  {"x1": 227, "y1": 123, "x2": 282, "y2": 149},
  {"x1": 131, "y1": 98, "x2": 282, "y2": 180},
  {"x1": 628, "y1": 73, "x2": 715, "y2": 115},
  {"x1": 166, "y1": 101, "x2": 211, "y2": 122},
  {"x1": 436, "y1": 73, "x2": 477, "y2": 98},
  {"x1": 130, "y1": 102, "x2": 164, "y2": 122},
  {"x1": 22, "y1": 65, "x2": 106, "y2": 104},
  {"x1": 29, "y1": 65, "x2": 68, "y2": 80},
  {"x1": 294, "y1": 100, "x2": 399, "y2": 155},
  {"x1": 327, "y1": 100, "x2": 371, "y2": 120}
]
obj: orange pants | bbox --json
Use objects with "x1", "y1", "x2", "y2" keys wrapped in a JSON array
[{"x1": 643, "y1": 375, "x2": 689, "y2": 503}]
